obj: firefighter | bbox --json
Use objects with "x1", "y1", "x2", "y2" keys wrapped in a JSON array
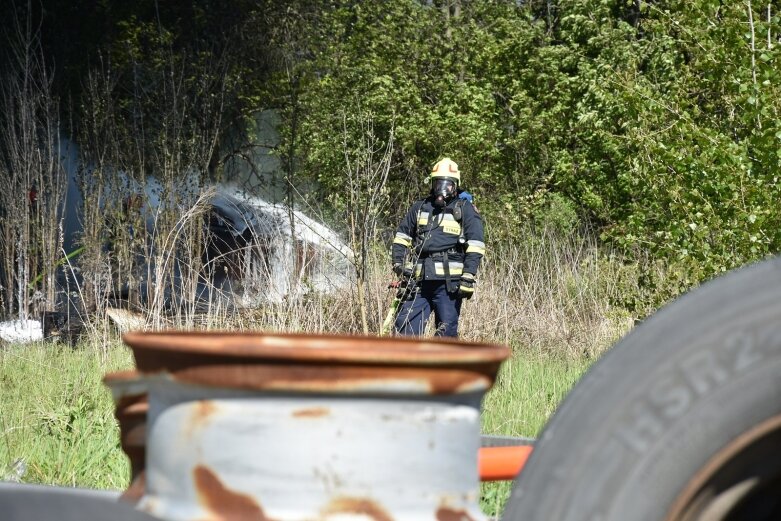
[{"x1": 391, "y1": 157, "x2": 485, "y2": 337}]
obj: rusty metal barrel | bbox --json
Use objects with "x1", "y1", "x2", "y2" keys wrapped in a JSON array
[
  {"x1": 120, "y1": 331, "x2": 510, "y2": 521},
  {"x1": 102, "y1": 369, "x2": 148, "y2": 503}
]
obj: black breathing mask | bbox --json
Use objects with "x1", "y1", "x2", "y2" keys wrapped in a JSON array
[{"x1": 431, "y1": 178, "x2": 456, "y2": 208}]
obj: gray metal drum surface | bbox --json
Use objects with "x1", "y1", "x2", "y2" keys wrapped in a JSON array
[{"x1": 122, "y1": 331, "x2": 509, "y2": 521}]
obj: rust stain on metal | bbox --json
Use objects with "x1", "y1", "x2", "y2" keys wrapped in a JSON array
[
  {"x1": 436, "y1": 507, "x2": 478, "y2": 521},
  {"x1": 119, "y1": 470, "x2": 146, "y2": 505},
  {"x1": 321, "y1": 497, "x2": 394, "y2": 521},
  {"x1": 186, "y1": 400, "x2": 218, "y2": 438},
  {"x1": 292, "y1": 406, "x2": 330, "y2": 418},
  {"x1": 193, "y1": 464, "x2": 272, "y2": 521},
  {"x1": 197, "y1": 399, "x2": 218, "y2": 421}
]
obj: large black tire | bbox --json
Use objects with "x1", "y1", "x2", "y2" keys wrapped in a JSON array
[
  {"x1": 503, "y1": 257, "x2": 781, "y2": 521},
  {"x1": 0, "y1": 483, "x2": 156, "y2": 521}
]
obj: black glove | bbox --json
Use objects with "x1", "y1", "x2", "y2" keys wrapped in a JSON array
[{"x1": 458, "y1": 273, "x2": 475, "y2": 299}]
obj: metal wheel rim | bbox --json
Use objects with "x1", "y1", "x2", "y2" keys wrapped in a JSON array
[{"x1": 665, "y1": 414, "x2": 781, "y2": 521}]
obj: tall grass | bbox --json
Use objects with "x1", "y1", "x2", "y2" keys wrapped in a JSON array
[
  {"x1": 479, "y1": 352, "x2": 592, "y2": 517},
  {"x1": 0, "y1": 342, "x2": 133, "y2": 488},
  {"x1": 462, "y1": 229, "x2": 636, "y2": 357}
]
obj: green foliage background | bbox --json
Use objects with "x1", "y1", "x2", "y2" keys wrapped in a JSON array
[{"x1": 6, "y1": 0, "x2": 781, "y2": 308}]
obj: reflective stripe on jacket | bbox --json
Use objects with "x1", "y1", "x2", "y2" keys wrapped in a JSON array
[{"x1": 391, "y1": 196, "x2": 485, "y2": 282}]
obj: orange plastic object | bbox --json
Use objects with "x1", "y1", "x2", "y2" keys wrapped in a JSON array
[{"x1": 478, "y1": 445, "x2": 533, "y2": 481}]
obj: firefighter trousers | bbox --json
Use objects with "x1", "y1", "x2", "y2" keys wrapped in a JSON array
[{"x1": 394, "y1": 280, "x2": 462, "y2": 338}]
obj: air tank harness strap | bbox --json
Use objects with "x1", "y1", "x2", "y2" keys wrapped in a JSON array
[{"x1": 434, "y1": 250, "x2": 459, "y2": 294}]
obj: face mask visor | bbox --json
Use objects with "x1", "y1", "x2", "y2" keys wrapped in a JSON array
[{"x1": 432, "y1": 178, "x2": 456, "y2": 199}]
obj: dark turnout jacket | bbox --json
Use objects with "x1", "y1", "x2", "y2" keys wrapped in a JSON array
[{"x1": 391, "y1": 195, "x2": 485, "y2": 287}]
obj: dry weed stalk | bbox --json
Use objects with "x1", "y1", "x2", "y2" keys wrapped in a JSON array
[
  {"x1": 74, "y1": 44, "x2": 226, "y2": 332},
  {"x1": 341, "y1": 112, "x2": 393, "y2": 334},
  {"x1": 0, "y1": 14, "x2": 66, "y2": 320},
  {"x1": 462, "y1": 228, "x2": 634, "y2": 358},
  {"x1": 128, "y1": 226, "x2": 633, "y2": 360}
]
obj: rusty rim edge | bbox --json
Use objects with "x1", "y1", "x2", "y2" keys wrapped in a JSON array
[
  {"x1": 103, "y1": 369, "x2": 143, "y2": 384},
  {"x1": 664, "y1": 413, "x2": 781, "y2": 521},
  {"x1": 133, "y1": 366, "x2": 499, "y2": 395},
  {"x1": 122, "y1": 330, "x2": 511, "y2": 365}
]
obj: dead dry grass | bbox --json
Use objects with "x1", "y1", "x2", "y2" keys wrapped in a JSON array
[{"x1": 70, "y1": 226, "x2": 639, "y2": 363}]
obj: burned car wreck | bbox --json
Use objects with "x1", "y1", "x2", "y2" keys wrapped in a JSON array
[{"x1": 0, "y1": 175, "x2": 354, "y2": 342}]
